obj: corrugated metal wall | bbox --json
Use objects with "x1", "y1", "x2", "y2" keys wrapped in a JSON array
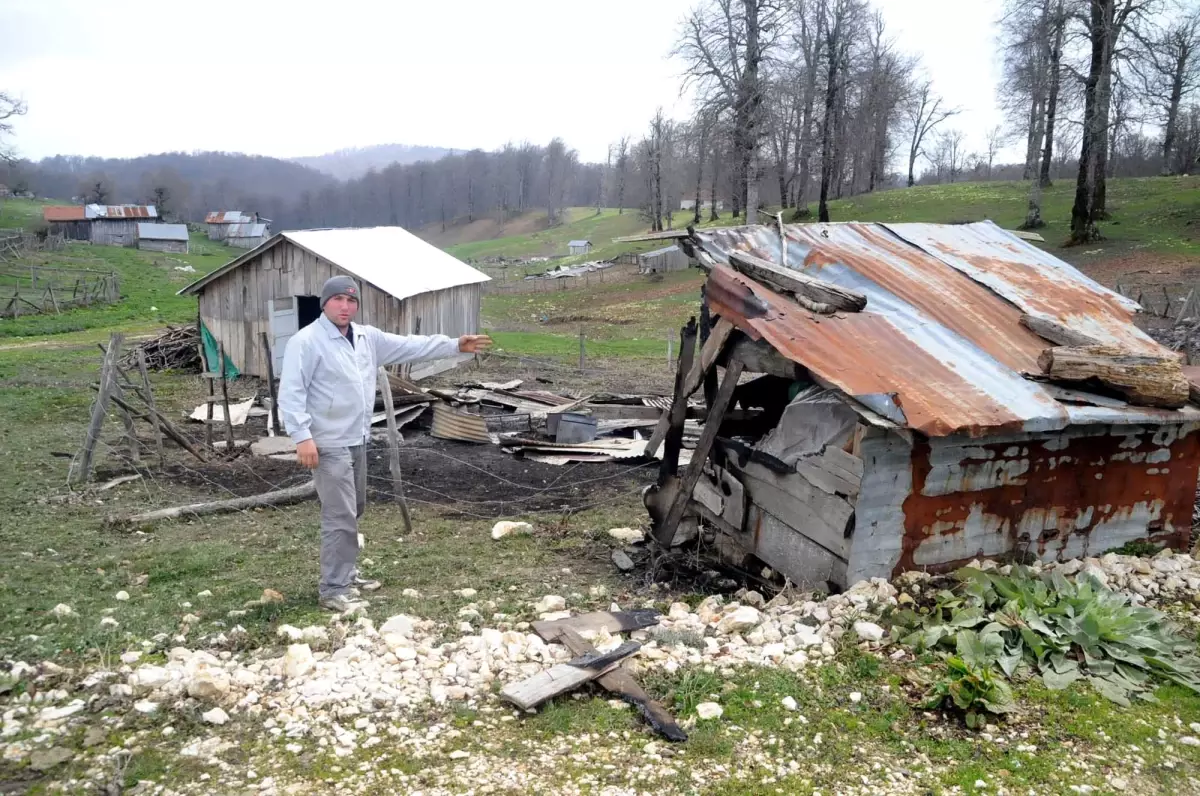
[
  {"x1": 197, "y1": 240, "x2": 482, "y2": 376},
  {"x1": 137, "y1": 239, "x2": 188, "y2": 254},
  {"x1": 226, "y1": 236, "x2": 266, "y2": 249}
]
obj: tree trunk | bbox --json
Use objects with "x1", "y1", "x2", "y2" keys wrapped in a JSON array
[
  {"x1": 1070, "y1": 0, "x2": 1107, "y2": 244},
  {"x1": 818, "y1": 39, "x2": 839, "y2": 223},
  {"x1": 709, "y1": 143, "x2": 721, "y2": 221},
  {"x1": 1090, "y1": 0, "x2": 1117, "y2": 221},
  {"x1": 747, "y1": 149, "x2": 760, "y2": 224},
  {"x1": 1163, "y1": 65, "x2": 1186, "y2": 172},
  {"x1": 1039, "y1": 9, "x2": 1065, "y2": 189}
]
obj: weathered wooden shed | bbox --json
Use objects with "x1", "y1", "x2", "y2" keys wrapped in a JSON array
[
  {"x1": 43, "y1": 205, "x2": 90, "y2": 240},
  {"x1": 136, "y1": 223, "x2": 189, "y2": 253},
  {"x1": 639, "y1": 244, "x2": 691, "y2": 274},
  {"x1": 568, "y1": 240, "x2": 592, "y2": 256},
  {"x1": 223, "y1": 223, "x2": 269, "y2": 249},
  {"x1": 645, "y1": 221, "x2": 1200, "y2": 591},
  {"x1": 87, "y1": 205, "x2": 157, "y2": 246},
  {"x1": 177, "y1": 226, "x2": 491, "y2": 378},
  {"x1": 206, "y1": 211, "x2": 261, "y2": 241}
]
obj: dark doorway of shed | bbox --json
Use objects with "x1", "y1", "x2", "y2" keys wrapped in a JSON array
[{"x1": 297, "y1": 295, "x2": 321, "y2": 329}]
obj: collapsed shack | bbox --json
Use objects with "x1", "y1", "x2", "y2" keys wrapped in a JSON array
[{"x1": 644, "y1": 220, "x2": 1200, "y2": 591}]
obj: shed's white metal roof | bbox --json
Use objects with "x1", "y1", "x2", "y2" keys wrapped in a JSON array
[
  {"x1": 178, "y1": 226, "x2": 490, "y2": 300},
  {"x1": 568, "y1": 240, "x2": 591, "y2": 247}
]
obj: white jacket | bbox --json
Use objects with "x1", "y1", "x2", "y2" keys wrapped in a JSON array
[{"x1": 279, "y1": 314, "x2": 459, "y2": 448}]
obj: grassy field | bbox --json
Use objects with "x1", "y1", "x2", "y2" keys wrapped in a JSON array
[{"x1": 2, "y1": 180, "x2": 1200, "y2": 792}]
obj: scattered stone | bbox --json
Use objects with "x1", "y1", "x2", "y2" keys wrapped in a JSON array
[
  {"x1": 261, "y1": 589, "x2": 284, "y2": 604},
  {"x1": 401, "y1": 588, "x2": 421, "y2": 598},
  {"x1": 1110, "y1": 778, "x2": 1128, "y2": 791},
  {"x1": 533, "y1": 595, "x2": 566, "y2": 613},
  {"x1": 114, "y1": 591, "x2": 130, "y2": 602},
  {"x1": 50, "y1": 604, "x2": 74, "y2": 617},
  {"x1": 717, "y1": 606, "x2": 761, "y2": 635},
  {"x1": 607, "y1": 527, "x2": 645, "y2": 544},
  {"x1": 611, "y1": 550, "x2": 635, "y2": 572},
  {"x1": 100, "y1": 617, "x2": 119, "y2": 629},
  {"x1": 276, "y1": 625, "x2": 304, "y2": 642},
  {"x1": 120, "y1": 651, "x2": 142, "y2": 664},
  {"x1": 82, "y1": 727, "x2": 106, "y2": 748},
  {"x1": 282, "y1": 644, "x2": 314, "y2": 678},
  {"x1": 781, "y1": 696, "x2": 798, "y2": 711},
  {"x1": 133, "y1": 700, "x2": 159, "y2": 715},
  {"x1": 380, "y1": 615, "x2": 415, "y2": 637},
  {"x1": 853, "y1": 621, "x2": 885, "y2": 642},
  {"x1": 197, "y1": 589, "x2": 213, "y2": 598},
  {"x1": 849, "y1": 692, "x2": 863, "y2": 704},
  {"x1": 202, "y1": 707, "x2": 230, "y2": 725},
  {"x1": 29, "y1": 747, "x2": 73, "y2": 771},
  {"x1": 1180, "y1": 735, "x2": 1200, "y2": 747},
  {"x1": 695, "y1": 702, "x2": 723, "y2": 720},
  {"x1": 454, "y1": 588, "x2": 478, "y2": 599},
  {"x1": 491, "y1": 521, "x2": 532, "y2": 540},
  {"x1": 448, "y1": 750, "x2": 470, "y2": 760}
]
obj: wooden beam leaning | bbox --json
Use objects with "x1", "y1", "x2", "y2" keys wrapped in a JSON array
[
  {"x1": 376, "y1": 366, "x2": 413, "y2": 533},
  {"x1": 218, "y1": 342, "x2": 236, "y2": 450},
  {"x1": 137, "y1": 350, "x2": 166, "y2": 469},
  {"x1": 1038, "y1": 344, "x2": 1190, "y2": 409},
  {"x1": 73, "y1": 333, "x2": 124, "y2": 485},
  {"x1": 653, "y1": 357, "x2": 745, "y2": 547},
  {"x1": 260, "y1": 332, "x2": 280, "y2": 435},
  {"x1": 646, "y1": 318, "x2": 727, "y2": 462},
  {"x1": 649, "y1": 319, "x2": 698, "y2": 479},
  {"x1": 726, "y1": 250, "x2": 867, "y2": 313},
  {"x1": 1019, "y1": 314, "x2": 1102, "y2": 348}
]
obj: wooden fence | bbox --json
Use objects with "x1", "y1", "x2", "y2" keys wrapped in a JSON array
[
  {"x1": 0, "y1": 263, "x2": 120, "y2": 318},
  {"x1": 484, "y1": 262, "x2": 643, "y2": 295}
]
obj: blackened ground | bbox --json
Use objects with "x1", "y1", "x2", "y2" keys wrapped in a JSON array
[{"x1": 366, "y1": 434, "x2": 654, "y2": 517}]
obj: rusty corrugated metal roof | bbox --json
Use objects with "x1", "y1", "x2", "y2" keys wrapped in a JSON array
[
  {"x1": 205, "y1": 211, "x2": 254, "y2": 224},
  {"x1": 43, "y1": 206, "x2": 86, "y2": 222},
  {"x1": 85, "y1": 205, "x2": 157, "y2": 219},
  {"x1": 695, "y1": 221, "x2": 1194, "y2": 438}
]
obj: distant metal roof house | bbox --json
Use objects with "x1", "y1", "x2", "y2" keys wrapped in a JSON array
[
  {"x1": 136, "y1": 222, "x2": 190, "y2": 253},
  {"x1": 223, "y1": 222, "x2": 270, "y2": 249},
  {"x1": 178, "y1": 227, "x2": 490, "y2": 378},
  {"x1": 646, "y1": 220, "x2": 1200, "y2": 592},
  {"x1": 568, "y1": 239, "x2": 593, "y2": 255},
  {"x1": 205, "y1": 211, "x2": 256, "y2": 224},
  {"x1": 85, "y1": 205, "x2": 157, "y2": 219},
  {"x1": 43, "y1": 206, "x2": 86, "y2": 222}
]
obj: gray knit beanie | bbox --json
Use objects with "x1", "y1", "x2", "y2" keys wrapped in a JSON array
[{"x1": 320, "y1": 275, "x2": 359, "y2": 308}]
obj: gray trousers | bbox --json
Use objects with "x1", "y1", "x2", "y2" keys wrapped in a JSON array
[{"x1": 313, "y1": 444, "x2": 367, "y2": 599}]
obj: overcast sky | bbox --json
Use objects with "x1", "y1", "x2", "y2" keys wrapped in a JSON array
[{"x1": 0, "y1": 0, "x2": 1016, "y2": 166}]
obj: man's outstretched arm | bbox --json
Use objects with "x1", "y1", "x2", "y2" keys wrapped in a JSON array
[{"x1": 372, "y1": 329, "x2": 493, "y2": 366}]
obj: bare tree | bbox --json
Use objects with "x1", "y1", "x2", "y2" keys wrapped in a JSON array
[
  {"x1": 0, "y1": 92, "x2": 27, "y2": 165},
  {"x1": 613, "y1": 137, "x2": 630, "y2": 214},
  {"x1": 984, "y1": 125, "x2": 1008, "y2": 179},
  {"x1": 903, "y1": 80, "x2": 959, "y2": 187},
  {"x1": 817, "y1": 0, "x2": 867, "y2": 222},
  {"x1": 1131, "y1": 6, "x2": 1200, "y2": 172},
  {"x1": 80, "y1": 173, "x2": 117, "y2": 204}
]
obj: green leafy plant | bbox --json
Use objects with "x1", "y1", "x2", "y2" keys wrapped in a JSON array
[
  {"x1": 919, "y1": 629, "x2": 1015, "y2": 727},
  {"x1": 1106, "y1": 539, "x2": 1161, "y2": 558},
  {"x1": 894, "y1": 566, "x2": 1200, "y2": 708}
]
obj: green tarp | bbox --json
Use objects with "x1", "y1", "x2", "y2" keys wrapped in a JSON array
[{"x1": 200, "y1": 321, "x2": 239, "y2": 379}]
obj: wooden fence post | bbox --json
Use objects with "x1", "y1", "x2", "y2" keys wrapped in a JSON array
[
  {"x1": 259, "y1": 332, "x2": 280, "y2": 436},
  {"x1": 72, "y1": 333, "x2": 124, "y2": 485},
  {"x1": 376, "y1": 367, "x2": 413, "y2": 533},
  {"x1": 578, "y1": 327, "x2": 587, "y2": 371},
  {"x1": 137, "y1": 349, "x2": 165, "y2": 468},
  {"x1": 218, "y1": 342, "x2": 235, "y2": 450}
]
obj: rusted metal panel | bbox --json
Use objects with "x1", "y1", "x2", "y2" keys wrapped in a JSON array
[
  {"x1": 85, "y1": 205, "x2": 156, "y2": 219},
  {"x1": 43, "y1": 206, "x2": 86, "y2": 222},
  {"x1": 897, "y1": 425, "x2": 1200, "y2": 575},
  {"x1": 696, "y1": 222, "x2": 1194, "y2": 437},
  {"x1": 206, "y1": 211, "x2": 255, "y2": 224}
]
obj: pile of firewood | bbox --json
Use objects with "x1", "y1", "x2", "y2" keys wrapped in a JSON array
[{"x1": 124, "y1": 324, "x2": 201, "y2": 372}]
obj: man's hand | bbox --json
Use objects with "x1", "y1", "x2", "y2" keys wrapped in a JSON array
[
  {"x1": 296, "y1": 439, "x2": 319, "y2": 470},
  {"x1": 458, "y1": 334, "x2": 494, "y2": 354}
]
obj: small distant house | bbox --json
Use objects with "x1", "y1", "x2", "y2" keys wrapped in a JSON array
[
  {"x1": 206, "y1": 211, "x2": 264, "y2": 241},
  {"x1": 223, "y1": 223, "x2": 270, "y2": 249},
  {"x1": 639, "y1": 244, "x2": 691, "y2": 274},
  {"x1": 0, "y1": 184, "x2": 10, "y2": 198},
  {"x1": 137, "y1": 223, "x2": 189, "y2": 253},
  {"x1": 178, "y1": 226, "x2": 491, "y2": 379},
  {"x1": 680, "y1": 197, "x2": 724, "y2": 212},
  {"x1": 87, "y1": 205, "x2": 157, "y2": 246},
  {"x1": 43, "y1": 205, "x2": 90, "y2": 240},
  {"x1": 568, "y1": 240, "x2": 592, "y2": 256}
]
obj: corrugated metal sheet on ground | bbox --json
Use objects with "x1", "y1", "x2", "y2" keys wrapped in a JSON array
[
  {"x1": 430, "y1": 403, "x2": 494, "y2": 444},
  {"x1": 696, "y1": 221, "x2": 1192, "y2": 438},
  {"x1": 206, "y1": 211, "x2": 255, "y2": 224},
  {"x1": 85, "y1": 204, "x2": 156, "y2": 219},
  {"x1": 137, "y1": 222, "x2": 189, "y2": 241}
]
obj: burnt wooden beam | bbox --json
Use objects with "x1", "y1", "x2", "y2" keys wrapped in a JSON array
[
  {"x1": 723, "y1": 337, "x2": 807, "y2": 381},
  {"x1": 653, "y1": 357, "x2": 745, "y2": 547},
  {"x1": 727, "y1": 251, "x2": 867, "y2": 313},
  {"x1": 1020, "y1": 314, "x2": 1102, "y2": 348},
  {"x1": 1038, "y1": 344, "x2": 1190, "y2": 409},
  {"x1": 650, "y1": 319, "x2": 698, "y2": 481}
]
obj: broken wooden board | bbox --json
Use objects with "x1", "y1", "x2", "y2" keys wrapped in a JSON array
[
  {"x1": 500, "y1": 643, "x2": 640, "y2": 711},
  {"x1": 558, "y1": 627, "x2": 687, "y2": 743},
  {"x1": 1038, "y1": 344, "x2": 1190, "y2": 409},
  {"x1": 1019, "y1": 314, "x2": 1102, "y2": 348},
  {"x1": 727, "y1": 251, "x2": 867, "y2": 312},
  {"x1": 533, "y1": 609, "x2": 662, "y2": 642}
]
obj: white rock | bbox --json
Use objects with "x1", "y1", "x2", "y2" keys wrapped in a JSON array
[
  {"x1": 849, "y1": 692, "x2": 862, "y2": 704},
  {"x1": 133, "y1": 700, "x2": 159, "y2": 715},
  {"x1": 454, "y1": 589, "x2": 478, "y2": 599},
  {"x1": 38, "y1": 702, "x2": 84, "y2": 722},
  {"x1": 491, "y1": 521, "x2": 532, "y2": 540},
  {"x1": 533, "y1": 595, "x2": 566, "y2": 613},
  {"x1": 276, "y1": 625, "x2": 304, "y2": 642},
  {"x1": 448, "y1": 749, "x2": 470, "y2": 760},
  {"x1": 187, "y1": 666, "x2": 230, "y2": 701},
  {"x1": 197, "y1": 590, "x2": 213, "y2": 598},
  {"x1": 607, "y1": 527, "x2": 645, "y2": 544},
  {"x1": 717, "y1": 606, "x2": 761, "y2": 635},
  {"x1": 781, "y1": 696, "x2": 798, "y2": 712},
  {"x1": 99, "y1": 617, "x2": 119, "y2": 629},
  {"x1": 119, "y1": 651, "x2": 142, "y2": 665},
  {"x1": 114, "y1": 591, "x2": 130, "y2": 602},
  {"x1": 695, "y1": 702, "x2": 723, "y2": 720},
  {"x1": 1180, "y1": 736, "x2": 1200, "y2": 747},
  {"x1": 1110, "y1": 778, "x2": 1128, "y2": 791},
  {"x1": 379, "y1": 615, "x2": 415, "y2": 637},
  {"x1": 202, "y1": 707, "x2": 229, "y2": 725},
  {"x1": 853, "y1": 621, "x2": 885, "y2": 642},
  {"x1": 50, "y1": 604, "x2": 74, "y2": 617},
  {"x1": 401, "y1": 588, "x2": 421, "y2": 598},
  {"x1": 130, "y1": 665, "x2": 170, "y2": 692},
  {"x1": 282, "y1": 645, "x2": 314, "y2": 678}
]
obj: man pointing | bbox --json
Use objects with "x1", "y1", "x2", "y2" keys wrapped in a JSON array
[{"x1": 279, "y1": 275, "x2": 492, "y2": 613}]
